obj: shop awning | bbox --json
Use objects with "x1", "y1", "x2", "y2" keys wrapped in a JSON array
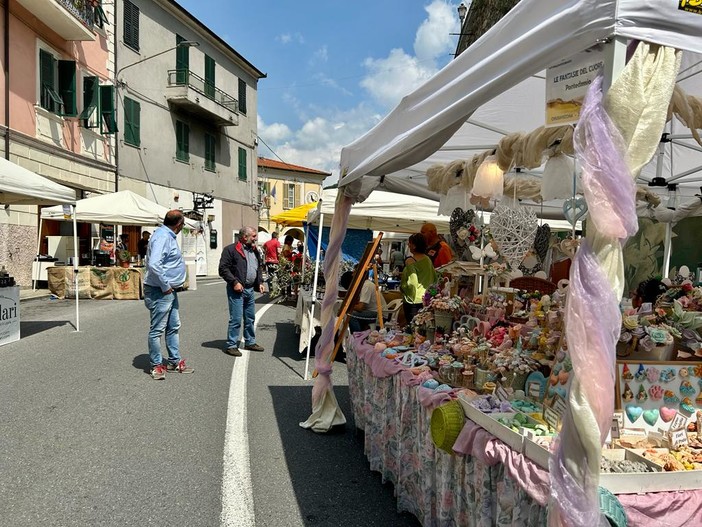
[
  {"x1": 269, "y1": 201, "x2": 318, "y2": 227},
  {"x1": 0, "y1": 157, "x2": 75, "y2": 205}
]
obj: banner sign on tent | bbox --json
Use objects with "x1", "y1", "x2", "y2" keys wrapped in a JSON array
[
  {"x1": 0, "y1": 287, "x2": 20, "y2": 347},
  {"x1": 679, "y1": 1, "x2": 702, "y2": 16},
  {"x1": 545, "y1": 46, "x2": 604, "y2": 127},
  {"x1": 62, "y1": 204, "x2": 72, "y2": 219}
]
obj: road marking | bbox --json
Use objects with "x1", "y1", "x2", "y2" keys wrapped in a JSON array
[{"x1": 220, "y1": 300, "x2": 275, "y2": 527}]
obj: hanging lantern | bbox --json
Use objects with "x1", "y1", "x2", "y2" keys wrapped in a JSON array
[
  {"x1": 541, "y1": 153, "x2": 575, "y2": 201},
  {"x1": 472, "y1": 155, "x2": 504, "y2": 200}
]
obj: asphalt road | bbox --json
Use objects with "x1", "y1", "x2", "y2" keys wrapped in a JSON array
[{"x1": 0, "y1": 280, "x2": 420, "y2": 527}]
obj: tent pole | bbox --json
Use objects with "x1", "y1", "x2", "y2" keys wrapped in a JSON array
[
  {"x1": 301, "y1": 221, "x2": 309, "y2": 286},
  {"x1": 33, "y1": 216, "x2": 43, "y2": 291},
  {"x1": 304, "y1": 212, "x2": 324, "y2": 380},
  {"x1": 663, "y1": 222, "x2": 673, "y2": 279},
  {"x1": 73, "y1": 206, "x2": 80, "y2": 332}
]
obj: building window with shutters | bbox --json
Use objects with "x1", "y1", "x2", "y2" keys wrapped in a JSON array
[
  {"x1": 123, "y1": 97, "x2": 141, "y2": 146},
  {"x1": 238, "y1": 147, "x2": 247, "y2": 181},
  {"x1": 204, "y1": 55, "x2": 215, "y2": 99},
  {"x1": 205, "y1": 133, "x2": 216, "y2": 172},
  {"x1": 123, "y1": 0, "x2": 140, "y2": 52},
  {"x1": 238, "y1": 79, "x2": 247, "y2": 115},
  {"x1": 176, "y1": 120, "x2": 190, "y2": 162},
  {"x1": 79, "y1": 75, "x2": 100, "y2": 129},
  {"x1": 283, "y1": 183, "x2": 298, "y2": 210},
  {"x1": 175, "y1": 34, "x2": 189, "y2": 85},
  {"x1": 99, "y1": 85, "x2": 118, "y2": 134},
  {"x1": 37, "y1": 45, "x2": 76, "y2": 117}
]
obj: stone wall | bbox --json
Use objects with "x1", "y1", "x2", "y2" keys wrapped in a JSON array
[{"x1": 0, "y1": 223, "x2": 37, "y2": 286}]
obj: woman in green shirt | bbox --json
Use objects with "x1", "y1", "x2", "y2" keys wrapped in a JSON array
[{"x1": 401, "y1": 233, "x2": 438, "y2": 326}]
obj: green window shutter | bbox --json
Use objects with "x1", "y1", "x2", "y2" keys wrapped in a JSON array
[
  {"x1": 57, "y1": 60, "x2": 76, "y2": 116},
  {"x1": 175, "y1": 35, "x2": 189, "y2": 85},
  {"x1": 204, "y1": 55, "x2": 215, "y2": 98},
  {"x1": 124, "y1": 0, "x2": 140, "y2": 51},
  {"x1": 176, "y1": 121, "x2": 190, "y2": 162},
  {"x1": 94, "y1": 3, "x2": 108, "y2": 29},
  {"x1": 79, "y1": 76, "x2": 99, "y2": 126},
  {"x1": 238, "y1": 147, "x2": 247, "y2": 181},
  {"x1": 205, "y1": 133, "x2": 216, "y2": 172},
  {"x1": 123, "y1": 97, "x2": 140, "y2": 145},
  {"x1": 100, "y1": 85, "x2": 118, "y2": 134},
  {"x1": 238, "y1": 79, "x2": 247, "y2": 114},
  {"x1": 39, "y1": 49, "x2": 56, "y2": 112}
]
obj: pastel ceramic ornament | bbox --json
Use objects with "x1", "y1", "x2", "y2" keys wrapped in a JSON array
[
  {"x1": 625, "y1": 404, "x2": 643, "y2": 423},
  {"x1": 680, "y1": 380, "x2": 696, "y2": 397},
  {"x1": 622, "y1": 383, "x2": 634, "y2": 402},
  {"x1": 660, "y1": 407, "x2": 677, "y2": 422},
  {"x1": 636, "y1": 384, "x2": 648, "y2": 402},
  {"x1": 549, "y1": 373, "x2": 559, "y2": 386},
  {"x1": 680, "y1": 265, "x2": 691, "y2": 278},
  {"x1": 681, "y1": 397, "x2": 695, "y2": 415},
  {"x1": 643, "y1": 409, "x2": 660, "y2": 426},
  {"x1": 562, "y1": 196, "x2": 589, "y2": 226},
  {"x1": 663, "y1": 390, "x2": 680, "y2": 405},
  {"x1": 621, "y1": 364, "x2": 633, "y2": 380},
  {"x1": 648, "y1": 385, "x2": 664, "y2": 401},
  {"x1": 660, "y1": 368, "x2": 676, "y2": 383},
  {"x1": 558, "y1": 370, "x2": 569, "y2": 385},
  {"x1": 634, "y1": 364, "x2": 646, "y2": 382},
  {"x1": 374, "y1": 342, "x2": 387, "y2": 353},
  {"x1": 646, "y1": 367, "x2": 660, "y2": 383},
  {"x1": 435, "y1": 384, "x2": 452, "y2": 392},
  {"x1": 423, "y1": 379, "x2": 440, "y2": 389}
]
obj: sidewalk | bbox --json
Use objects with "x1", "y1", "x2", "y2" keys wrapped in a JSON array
[{"x1": 18, "y1": 287, "x2": 52, "y2": 302}]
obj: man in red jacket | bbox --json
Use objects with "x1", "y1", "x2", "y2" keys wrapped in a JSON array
[{"x1": 218, "y1": 227, "x2": 265, "y2": 356}]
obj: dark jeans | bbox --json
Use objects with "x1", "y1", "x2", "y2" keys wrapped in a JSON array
[{"x1": 403, "y1": 302, "x2": 423, "y2": 327}]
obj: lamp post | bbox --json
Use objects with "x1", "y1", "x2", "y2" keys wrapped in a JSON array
[
  {"x1": 116, "y1": 40, "x2": 199, "y2": 82},
  {"x1": 457, "y1": 2, "x2": 468, "y2": 25}
]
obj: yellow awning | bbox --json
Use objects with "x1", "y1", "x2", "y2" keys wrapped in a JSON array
[{"x1": 269, "y1": 202, "x2": 318, "y2": 227}]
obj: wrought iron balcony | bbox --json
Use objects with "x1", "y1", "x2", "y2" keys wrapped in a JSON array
[
  {"x1": 16, "y1": 0, "x2": 98, "y2": 41},
  {"x1": 165, "y1": 69, "x2": 239, "y2": 127}
]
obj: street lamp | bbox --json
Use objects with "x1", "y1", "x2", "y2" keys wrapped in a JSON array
[
  {"x1": 457, "y1": 2, "x2": 468, "y2": 25},
  {"x1": 116, "y1": 40, "x2": 199, "y2": 82}
]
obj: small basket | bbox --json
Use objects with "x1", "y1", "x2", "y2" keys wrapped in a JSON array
[
  {"x1": 598, "y1": 487, "x2": 627, "y2": 527},
  {"x1": 431, "y1": 401, "x2": 465, "y2": 453},
  {"x1": 434, "y1": 310, "x2": 455, "y2": 332}
]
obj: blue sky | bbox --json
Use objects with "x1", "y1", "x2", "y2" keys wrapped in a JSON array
[{"x1": 175, "y1": 0, "x2": 464, "y2": 183}]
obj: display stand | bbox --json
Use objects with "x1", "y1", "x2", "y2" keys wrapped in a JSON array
[{"x1": 313, "y1": 233, "x2": 383, "y2": 377}]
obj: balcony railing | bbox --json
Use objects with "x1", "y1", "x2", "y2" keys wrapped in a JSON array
[
  {"x1": 167, "y1": 70, "x2": 238, "y2": 114},
  {"x1": 57, "y1": 0, "x2": 96, "y2": 31}
]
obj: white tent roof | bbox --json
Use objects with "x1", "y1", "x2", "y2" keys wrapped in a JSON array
[
  {"x1": 0, "y1": 157, "x2": 75, "y2": 205},
  {"x1": 338, "y1": 0, "x2": 702, "y2": 203},
  {"x1": 41, "y1": 190, "x2": 190, "y2": 226}
]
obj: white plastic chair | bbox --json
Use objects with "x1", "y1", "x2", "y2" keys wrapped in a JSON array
[{"x1": 385, "y1": 298, "x2": 404, "y2": 326}]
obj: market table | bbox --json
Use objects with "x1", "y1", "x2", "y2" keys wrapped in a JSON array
[
  {"x1": 345, "y1": 331, "x2": 702, "y2": 527},
  {"x1": 47, "y1": 266, "x2": 144, "y2": 300}
]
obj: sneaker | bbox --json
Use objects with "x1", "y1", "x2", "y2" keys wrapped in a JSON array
[
  {"x1": 166, "y1": 359, "x2": 194, "y2": 374},
  {"x1": 226, "y1": 347, "x2": 242, "y2": 357},
  {"x1": 244, "y1": 343, "x2": 265, "y2": 352},
  {"x1": 150, "y1": 364, "x2": 166, "y2": 380}
]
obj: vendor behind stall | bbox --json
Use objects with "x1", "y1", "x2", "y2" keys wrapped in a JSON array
[
  {"x1": 348, "y1": 269, "x2": 387, "y2": 333},
  {"x1": 631, "y1": 277, "x2": 667, "y2": 311},
  {"x1": 401, "y1": 233, "x2": 438, "y2": 325}
]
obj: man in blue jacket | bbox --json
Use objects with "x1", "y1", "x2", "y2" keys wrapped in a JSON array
[{"x1": 218, "y1": 226, "x2": 265, "y2": 356}]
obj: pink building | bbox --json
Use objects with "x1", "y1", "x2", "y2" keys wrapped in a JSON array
[{"x1": 0, "y1": 0, "x2": 116, "y2": 285}]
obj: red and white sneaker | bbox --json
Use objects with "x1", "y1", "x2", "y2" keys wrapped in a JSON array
[
  {"x1": 150, "y1": 364, "x2": 167, "y2": 380},
  {"x1": 166, "y1": 359, "x2": 194, "y2": 374}
]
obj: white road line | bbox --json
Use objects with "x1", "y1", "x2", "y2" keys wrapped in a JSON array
[{"x1": 220, "y1": 300, "x2": 276, "y2": 527}]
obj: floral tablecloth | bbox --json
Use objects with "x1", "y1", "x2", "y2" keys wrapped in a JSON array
[
  {"x1": 346, "y1": 334, "x2": 547, "y2": 527},
  {"x1": 346, "y1": 332, "x2": 702, "y2": 527}
]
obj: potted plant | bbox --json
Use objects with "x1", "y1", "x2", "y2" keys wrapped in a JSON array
[{"x1": 117, "y1": 249, "x2": 131, "y2": 268}]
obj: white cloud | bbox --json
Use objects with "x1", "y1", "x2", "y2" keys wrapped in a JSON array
[
  {"x1": 257, "y1": 117, "x2": 292, "y2": 143},
  {"x1": 310, "y1": 45, "x2": 328, "y2": 65},
  {"x1": 277, "y1": 33, "x2": 304, "y2": 45},
  {"x1": 414, "y1": 1, "x2": 459, "y2": 62}
]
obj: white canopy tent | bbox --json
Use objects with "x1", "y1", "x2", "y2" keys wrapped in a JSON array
[
  {"x1": 0, "y1": 157, "x2": 80, "y2": 331},
  {"x1": 305, "y1": 1, "x2": 702, "y2": 521}
]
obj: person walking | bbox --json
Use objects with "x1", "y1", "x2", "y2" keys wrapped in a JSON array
[
  {"x1": 262, "y1": 231, "x2": 281, "y2": 290},
  {"x1": 137, "y1": 231, "x2": 151, "y2": 261},
  {"x1": 401, "y1": 233, "x2": 438, "y2": 327},
  {"x1": 389, "y1": 243, "x2": 405, "y2": 272},
  {"x1": 421, "y1": 222, "x2": 453, "y2": 268},
  {"x1": 219, "y1": 226, "x2": 265, "y2": 356},
  {"x1": 143, "y1": 210, "x2": 194, "y2": 380}
]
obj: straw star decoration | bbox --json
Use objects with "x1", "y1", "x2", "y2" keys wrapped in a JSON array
[{"x1": 489, "y1": 199, "x2": 538, "y2": 269}]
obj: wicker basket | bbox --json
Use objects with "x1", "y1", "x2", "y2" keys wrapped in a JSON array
[
  {"x1": 598, "y1": 487, "x2": 627, "y2": 527},
  {"x1": 431, "y1": 401, "x2": 465, "y2": 453},
  {"x1": 509, "y1": 276, "x2": 557, "y2": 295}
]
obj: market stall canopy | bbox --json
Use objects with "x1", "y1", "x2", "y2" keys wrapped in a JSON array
[
  {"x1": 41, "y1": 190, "x2": 197, "y2": 227},
  {"x1": 337, "y1": 0, "x2": 702, "y2": 204},
  {"x1": 307, "y1": 188, "x2": 577, "y2": 232},
  {"x1": 269, "y1": 201, "x2": 318, "y2": 227},
  {"x1": 0, "y1": 157, "x2": 75, "y2": 205}
]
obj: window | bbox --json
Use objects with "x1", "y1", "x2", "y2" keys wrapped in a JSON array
[
  {"x1": 205, "y1": 133, "x2": 216, "y2": 172},
  {"x1": 238, "y1": 79, "x2": 247, "y2": 114},
  {"x1": 100, "y1": 85, "x2": 118, "y2": 134},
  {"x1": 93, "y1": 1, "x2": 108, "y2": 30},
  {"x1": 175, "y1": 34, "x2": 189, "y2": 85},
  {"x1": 39, "y1": 48, "x2": 76, "y2": 116},
  {"x1": 176, "y1": 120, "x2": 189, "y2": 162},
  {"x1": 123, "y1": 97, "x2": 140, "y2": 146},
  {"x1": 79, "y1": 76, "x2": 99, "y2": 128},
  {"x1": 238, "y1": 147, "x2": 247, "y2": 181},
  {"x1": 204, "y1": 55, "x2": 215, "y2": 99},
  {"x1": 283, "y1": 183, "x2": 298, "y2": 209},
  {"x1": 123, "y1": 0, "x2": 140, "y2": 51}
]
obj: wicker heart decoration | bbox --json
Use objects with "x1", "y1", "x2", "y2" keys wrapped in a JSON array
[
  {"x1": 489, "y1": 199, "x2": 538, "y2": 270},
  {"x1": 534, "y1": 224, "x2": 551, "y2": 262},
  {"x1": 563, "y1": 197, "x2": 588, "y2": 226}
]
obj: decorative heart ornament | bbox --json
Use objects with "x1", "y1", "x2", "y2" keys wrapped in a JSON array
[
  {"x1": 643, "y1": 409, "x2": 660, "y2": 426},
  {"x1": 625, "y1": 404, "x2": 643, "y2": 423},
  {"x1": 660, "y1": 407, "x2": 677, "y2": 422},
  {"x1": 534, "y1": 224, "x2": 551, "y2": 262},
  {"x1": 562, "y1": 196, "x2": 588, "y2": 227}
]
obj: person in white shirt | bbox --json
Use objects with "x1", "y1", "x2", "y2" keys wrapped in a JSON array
[{"x1": 348, "y1": 270, "x2": 387, "y2": 333}]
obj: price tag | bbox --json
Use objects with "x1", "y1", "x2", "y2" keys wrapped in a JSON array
[
  {"x1": 670, "y1": 411, "x2": 687, "y2": 432},
  {"x1": 528, "y1": 381, "x2": 542, "y2": 400},
  {"x1": 495, "y1": 384, "x2": 510, "y2": 402},
  {"x1": 543, "y1": 406, "x2": 560, "y2": 432},
  {"x1": 670, "y1": 428, "x2": 689, "y2": 449},
  {"x1": 551, "y1": 394, "x2": 567, "y2": 419},
  {"x1": 613, "y1": 412, "x2": 624, "y2": 430},
  {"x1": 620, "y1": 428, "x2": 647, "y2": 437},
  {"x1": 520, "y1": 427, "x2": 536, "y2": 439}
]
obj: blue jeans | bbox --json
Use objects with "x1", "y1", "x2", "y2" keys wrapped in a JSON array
[
  {"x1": 144, "y1": 285, "x2": 181, "y2": 368},
  {"x1": 226, "y1": 285, "x2": 256, "y2": 349}
]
